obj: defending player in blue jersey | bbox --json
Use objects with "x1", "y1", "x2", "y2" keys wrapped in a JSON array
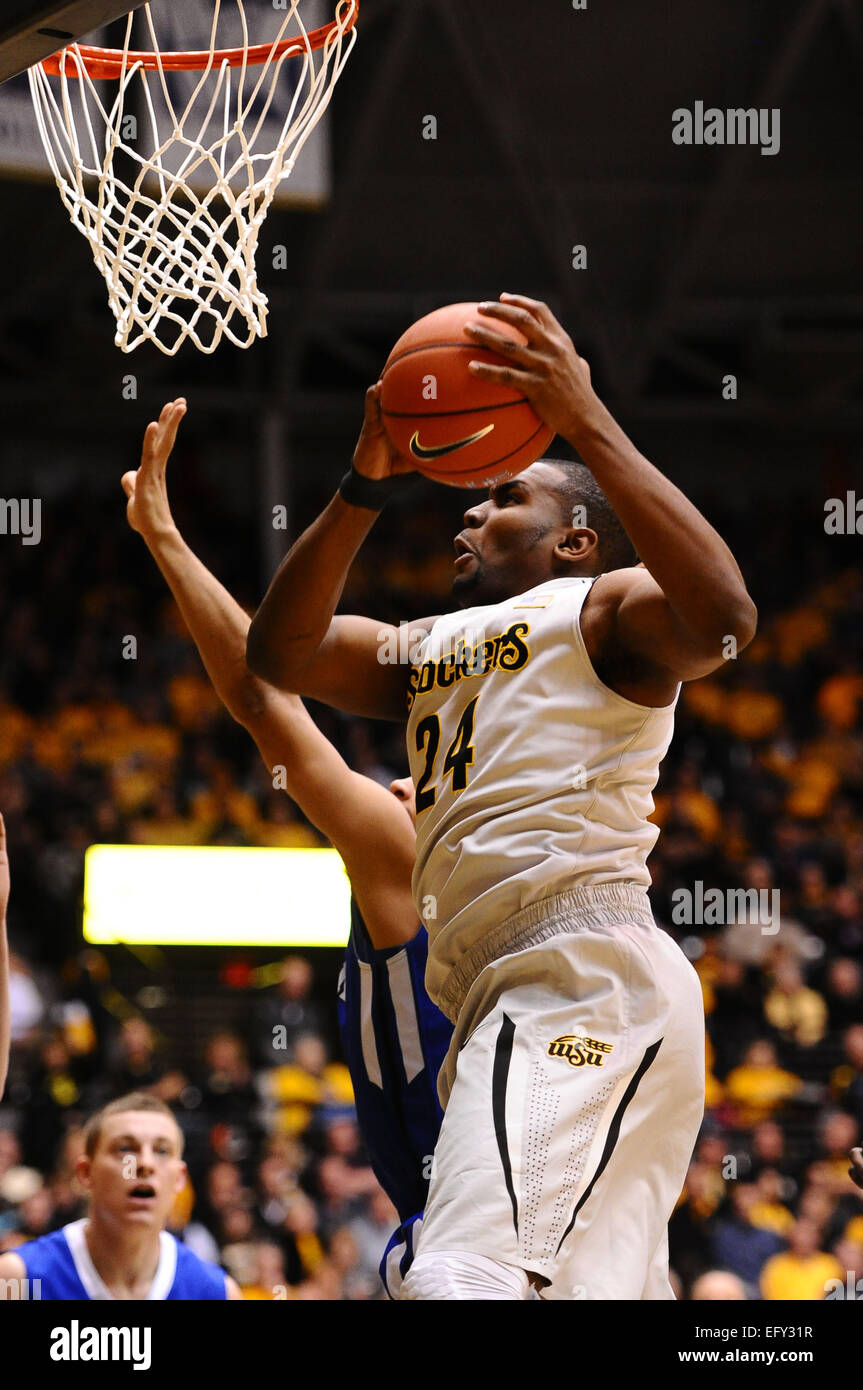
[
  {"x1": 117, "y1": 400, "x2": 450, "y2": 1294},
  {"x1": 339, "y1": 900, "x2": 450, "y2": 1295},
  {"x1": 0, "y1": 1092, "x2": 241, "y2": 1299}
]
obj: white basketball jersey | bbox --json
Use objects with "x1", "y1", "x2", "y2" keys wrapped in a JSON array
[{"x1": 406, "y1": 576, "x2": 678, "y2": 1018}]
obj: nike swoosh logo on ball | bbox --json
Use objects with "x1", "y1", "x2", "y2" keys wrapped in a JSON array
[{"x1": 409, "y1": 424, "x2": 494, "y2": 459}]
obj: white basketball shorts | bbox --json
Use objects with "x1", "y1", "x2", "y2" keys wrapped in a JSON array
[{"x1": 410, "y1": 890, "x2": 705, "y2": 1300}]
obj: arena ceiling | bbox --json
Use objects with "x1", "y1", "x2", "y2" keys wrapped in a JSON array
[{"x1": 0, "y1": 0, "x2": 862, "y2": 452}]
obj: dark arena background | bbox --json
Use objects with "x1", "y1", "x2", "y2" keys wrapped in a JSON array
[{"x1": 0, "y1": 0, "x2": 862, "y2": 1341}]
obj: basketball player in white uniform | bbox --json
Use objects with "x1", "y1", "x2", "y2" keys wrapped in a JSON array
[{"x1": 247, "y1": 294, "x2": 758, "y2": 1299}]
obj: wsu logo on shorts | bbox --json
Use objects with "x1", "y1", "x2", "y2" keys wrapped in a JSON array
[{"x1": 547, "y1": 1034, "x2": 614, "y2": 1068}]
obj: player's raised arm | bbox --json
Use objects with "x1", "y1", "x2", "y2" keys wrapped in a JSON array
[
  {"x1": 466, "y1": 295, "x2": 757, "y2": 681},
  {"x1": 246, "y1": 385, "x2": 431, "y2": 721},
  {"x1": 122, "y1": 401, "x2": 418, "y2": 947},
  {"x1": 0, "y1": 813, "x2": 10, "y2": 1099}
]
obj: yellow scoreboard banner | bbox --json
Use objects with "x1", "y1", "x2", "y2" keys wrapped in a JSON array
[{"x1": 83, "y1": 844, "x2": 352, "y2": 947}]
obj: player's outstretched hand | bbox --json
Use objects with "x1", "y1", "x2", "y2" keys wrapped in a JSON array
[
  {"x1": 121, "y1": 398, "x2": 187, "y2": 541},
  {"x1": 352, "y1": 382, "x2": 415, "y2": 480},
  {"x1": 465, "y1": 294, "x2": 603, "y2": 444},
  {"x1": 0, "y1": 813, "x2": 9, "y2": 925},
  {"x1": 850, "y1": 1147, "x2": 863, "y2": 1193}
]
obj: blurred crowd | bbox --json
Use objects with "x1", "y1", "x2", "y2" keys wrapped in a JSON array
[{"x1": 1, "y1": 474, "x2": 862, "y2": 1299}]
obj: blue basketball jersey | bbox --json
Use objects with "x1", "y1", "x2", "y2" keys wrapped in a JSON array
[
  {"x1": 338, "y1": 900, "x2": 452, "y2": 1224},
  {"x1": 16, "y1": 1220, "x2": 228, "y2": 1300}
]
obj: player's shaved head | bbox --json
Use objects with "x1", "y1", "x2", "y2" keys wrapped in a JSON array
[{"x1": 541, "y1": 458, "x2": 638, "y2": 574}]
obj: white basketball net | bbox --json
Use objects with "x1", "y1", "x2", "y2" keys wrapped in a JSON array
[{"x1": 28, "y1": 1, "x2": 358, "y2": 354}]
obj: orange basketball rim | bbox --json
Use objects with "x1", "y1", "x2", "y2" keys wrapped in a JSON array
[{"x1": 40, "y1": 0, "x2": 358, "y2": 80}]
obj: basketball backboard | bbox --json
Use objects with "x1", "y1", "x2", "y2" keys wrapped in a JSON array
[{"x1": 0, "y1": 2, "x2": 148, "y2": 83}]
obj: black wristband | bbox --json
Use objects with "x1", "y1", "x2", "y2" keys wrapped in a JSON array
[{"x1": 338, "y1": 468, "x2": 415, "y2": 510}]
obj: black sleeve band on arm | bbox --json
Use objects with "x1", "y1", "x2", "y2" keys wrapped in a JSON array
[{"x1": 338, "y1": 468, "x2": 417, "y2": 511}]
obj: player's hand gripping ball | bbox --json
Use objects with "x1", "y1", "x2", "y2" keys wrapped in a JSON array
[{"x1": 380, "y1": 302, "x2": 555, "y2": 487}]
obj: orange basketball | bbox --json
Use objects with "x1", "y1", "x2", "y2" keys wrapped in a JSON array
[{"x1": 379, "y1": 302, "x2": 555, "y2": 487}]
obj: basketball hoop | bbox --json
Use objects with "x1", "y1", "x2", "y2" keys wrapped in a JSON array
[{"x1": 28, "y1": 1, "x2": 359, "y2": 354}]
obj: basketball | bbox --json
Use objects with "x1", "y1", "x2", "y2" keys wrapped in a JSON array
[{"x1": 379, "y1": 302, "x2": 555, "y2": 487}]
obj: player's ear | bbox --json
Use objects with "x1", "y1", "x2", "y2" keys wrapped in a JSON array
[
  {"x1": 174, "y1": 1160, "x2": 188, "y2": 1194},
  {"x1": 76, "y1": 1153, "x2": 93, "y2": 1193},
  {"x1": 554, "y1": 526, "x2": 598, "y2": 567}
]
